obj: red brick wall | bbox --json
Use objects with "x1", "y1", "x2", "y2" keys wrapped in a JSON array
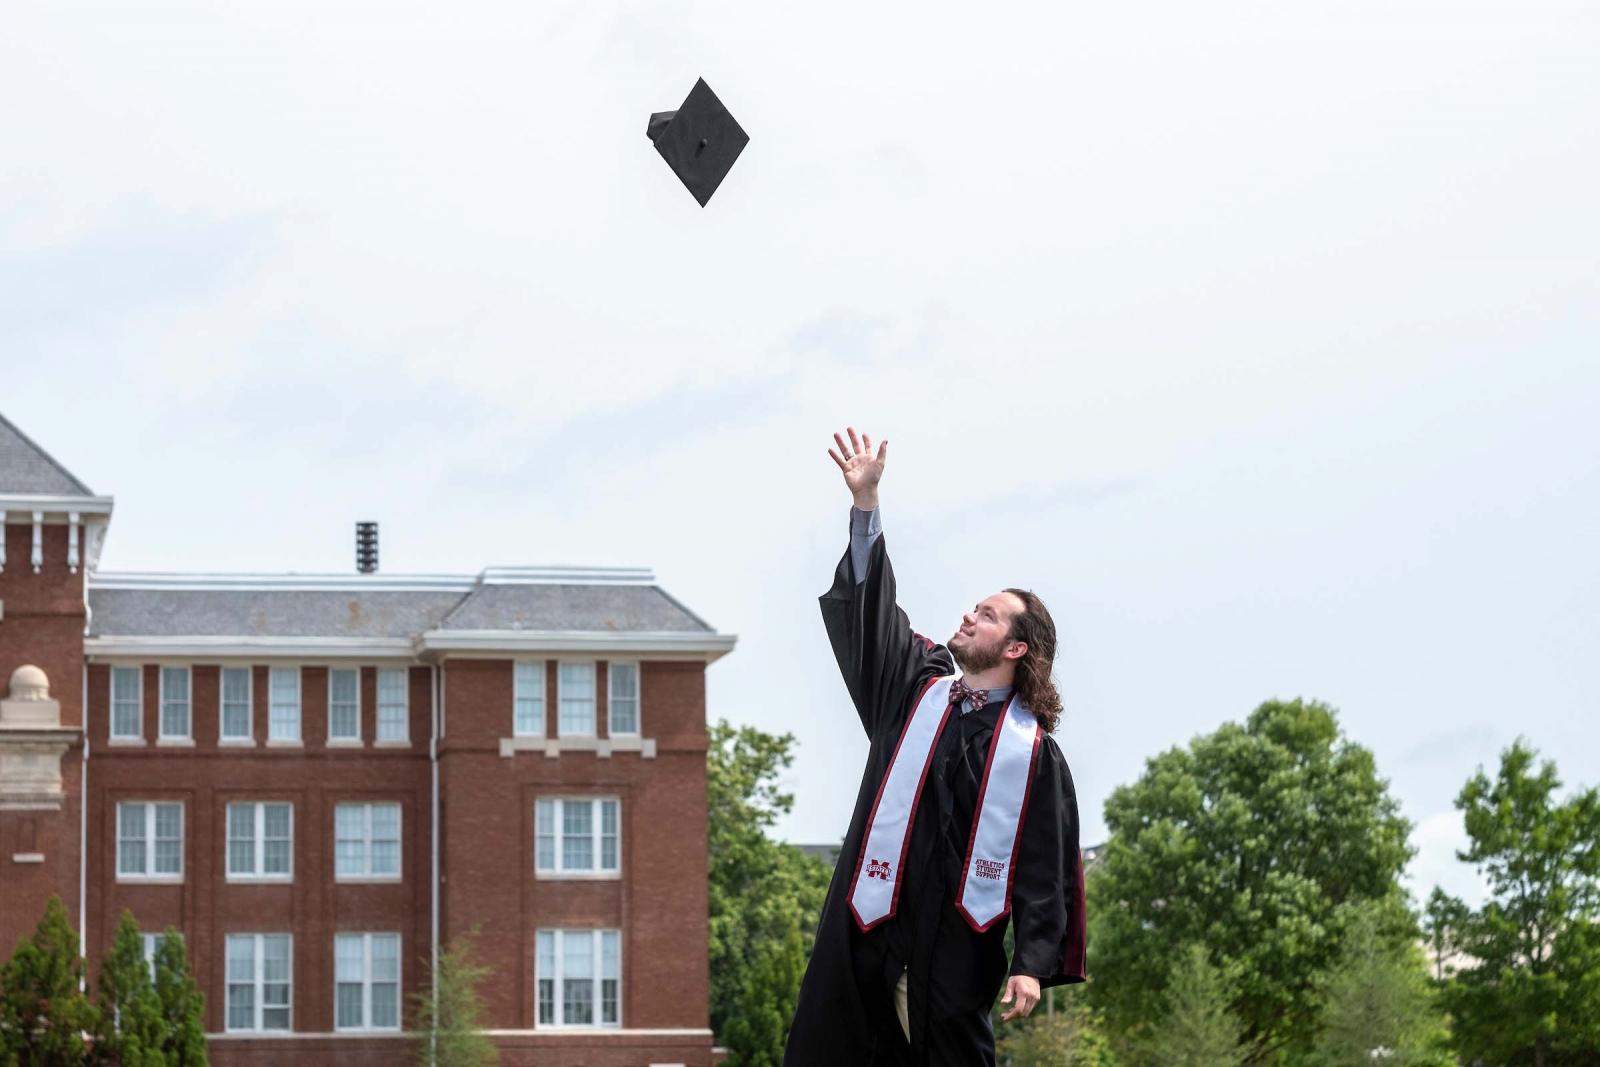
[{"x1": 440, "y1": 658, "x2": 712, "y2": 1040}]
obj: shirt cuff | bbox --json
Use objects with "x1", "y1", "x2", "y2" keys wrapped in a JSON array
[{"x1": 849, "y1": 506, "x2": 882, "y2": 540}]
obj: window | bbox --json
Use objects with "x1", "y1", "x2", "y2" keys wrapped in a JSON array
[
  {"x1": 158, "y1": 667, "x2": 191, "y2": 740},
  {"x1": 268, "y1": 667, "x2": 300, "y2": 742},
  {"x1": 111, "y1": 666, "x2": 142, "y2": 740},
  {"x1": 376, "y1": 669, "x2": 408, "y2": 743},
  {"x1": 536, "y1": 929, "x2": 620, "y2": 1028},
  {"x1": 142, "y1": 932, "x2": 182, "y2": 977},
  {"x1": 226, "y1": 934, "x2": 292, "y2": 1032},
  {"x1": 607, "y1": 663, "x2": 639, "y2": 735},
  {"x1": 227, "y1": 802, "x2": 293, "y2": 880},
  {"x1": 514, "y1": 661, "x2": 545, "y2": 737},
  {"x1": 221, "y1": 667, "x2": 252, "y2": 741},
  {"x1": 117, "y1": 802, "x2": 183, "y2": 880},
  {"x1": 328, "y1": 669, "x2": 360, "y2": 742},
  {"x1": 335, "y1": 933, "x2": 401, "y2": 1031},
  {"x1": 334, "y1": 803, "x2": 401, "y2": 880},
  {"x1": 558, "y1": 663, "x2": 595, "y2": 736},
  {"x1": 535, "y1": 798, "x2": 620, "y2": 876}
]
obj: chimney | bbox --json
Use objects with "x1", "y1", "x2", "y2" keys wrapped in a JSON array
[{"x1": 355, "y1": 522, "x2": 379, "y2": 574}]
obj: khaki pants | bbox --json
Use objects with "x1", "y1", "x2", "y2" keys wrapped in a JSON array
[{"x1": 895, "y1": 967, "x2": 910, "y2": 1042}]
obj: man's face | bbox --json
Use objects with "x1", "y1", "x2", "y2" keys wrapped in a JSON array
[{"x1": 949, "y1": 591, "x2": 1027, "y2": 674}]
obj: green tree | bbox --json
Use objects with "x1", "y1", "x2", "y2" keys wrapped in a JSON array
[
  {"x1": 1309, "y1": 902, "x2": 1453, "y2": 1067},
  {"x1": 1421, "y1": 888, "x2": 1468, "y2": 983},
  {"x1": 707, "y1": 721, "x2": 831, "y2": 1067},
  {"x1": 0, "y1": 895, "x2": 97, "y2": 1067},
  {"x1": 1434, "y1": 741, "x2": 1600, "y2": 1067},
  {"x1": 91, "y1": 912, "x2": 164, "y2": 1067},
  {"x1": 998, "y1": 997, "x2": 1119, "y2": 1067},
  {"x1": 412, "y1": 935, "x2": 497, "y2": 1067},
  {"x1": 1089, "y1": 699, "x2": 1413, "y2": 1064},
  {"x1": 1141, "y1": 944, "x2": 1243, "y2": 1067},
  {"x1": 150, "y1": 931, "x2": 206, "y2": 1067}
]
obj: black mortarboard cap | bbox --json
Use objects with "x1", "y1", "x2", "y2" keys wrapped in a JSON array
[{"x1": 646, "y1": 78, "x2": 749, "y2": 207}]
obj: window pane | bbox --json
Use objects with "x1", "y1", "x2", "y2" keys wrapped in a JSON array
[
  {"x1": 608, "y1": 664, "x2": 639, "y2": 734},
  {"x1": 262, "y1": 935, "x2": 291, "y2": 982},
  {"x1": 154, "y1": 805, "x2": 182, "y2": 875},
  {"x1": 335, "y1": 935, "x2": 364, "y2": 981},
  {"x1": 371, "y1": 982, "x2": 399, "y2": 1029},
  {"x1": 161, "y1": 667, "x2": 190, "y2": 737},
  {"x1": 563, "y1": 979, "x2": 594, "y2": 1026},
  {"x1": 329, "y1": 669, "x2": 359, "y2": 740},
  {"x1": 222, "y1": 667, "x2": 251, "y2": 739},
  {"x1": 227, "y1": 805, "x2": 255, "y2": 875},
  {"x1": 563, "y1": 834, "x2": 593, "y2": 871},
  {"x1": 536, "y1": 931, "x2": 556, "y2": 973},
  {"x1": 371, "y1": 935, "x2": 399, "y2": 981},
  {"x1": 112, "y1": 668, "x2": 142, "y2": 737},
  {"x1": 537, "y1": 979, "x2": 555, "y2": 1025},
  {"x1": 268, "y1": 668, "x2": 300, "y2": 741},
  {"x1": 558, "y1": 663, "x2": 595, "y2": 735},
  {"x1": 377, "y1": 670, "x2": 407, "y2": 741},
  {"x1": 336, "y1": 805, "x2": 366, "y2": 877},
  {"x1": 227, "y1": 984, "x2": 255, "y2": 1031},
  {"x1": 601, "y1": 931, "x2": 619, "y2": 978},
  {"x1": 602, "y1": 978, "x2": 619, "y2": 1024},
  {"x1": 514, "y1": 662, "x2": 544, "y2": 736},
  {"x1": 336, "y1": 983, "x2": 364, "y2": 1029},
  {"x1": 119, "y1": 803, "x2": 146, "y2": 874},
  {"x1": 601, "y1": 799, "x2": 619, "y2": 871},
  {"x1": 563, "y1": 931, "x2": 593, "y2": 977}
]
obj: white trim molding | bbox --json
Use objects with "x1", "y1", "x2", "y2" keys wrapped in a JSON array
[
  {"x1": 0, "y1": 493, "x2": 115, "y2": 516},
  {"x1": 500, "y1": 736, "x2": 657, "y2": 760},
  {"x1": 86, "y1": 637, "x2": 417, "y2": 659},
  {"x1": 420, "y1": 630, "x2": 736, "y2": 661},
  {"x1": 481, "y1": 566, "x2": 655, "y2": 586},
  {"x1": 91, "y1": 572, "x2": 475, "y2": 592}
]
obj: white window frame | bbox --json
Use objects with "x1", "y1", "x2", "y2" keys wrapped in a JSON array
[
  {"x1": 535, "y1": 929, "x2": 621, "y2": 1029},
  {"x1": 557, "y1": 662, "x2": 596, "y2": 738},
  {"x1": 268, "y1": 667, "x2": 301, "y2": 744},
  {"x1": 513, "y1": 660, "x2": 546, "y2": 738},
  {"x1": 375, "y1": 668, "x2": 408, "y2": 744},
  {"x1": 225, "y1": 933, "x2": 293, "y2": 1033},
  {"x1": 219, "y1": 666, "x2": 253, "y2": 744},
  {"x1": 110, "y1": 666, "x2": 144, "y2": 741},
  {"x1": 606, "y1": 661, "x2": 640, "y2": 737},
  {"x1": 327, "y1": 667, "x2": 361, "y2": 745},
  {"x1": 116, "y1": 801, "x2": 184, "y2": 882},
  {"x1": 535, "y1": 797, "x2": 621, "y2": 879},
  {"x1": 158, "y1": 665, "x2": 192, "y2": 743},
  {"x1": 333, "y1": 932, "x2": 402, "y2": 1033},
  {"x1": 334, "y1": 802, "x2": 402, "y2": 883},
  {"x1": 226, "y1": 802, "x2": 295, "y2": 882}
]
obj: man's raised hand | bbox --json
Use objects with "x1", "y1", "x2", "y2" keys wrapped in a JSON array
[{"x1": 828, "y1": 427, "x2": 887, "y2": 511}]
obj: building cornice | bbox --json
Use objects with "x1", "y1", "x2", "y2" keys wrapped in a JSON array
[
  {"x1": 0, "y1": 494, "x2": 114, "y2": 516},
  {"x1": 418, "y1": 629, "x2": 737, "y2": 661},
  {"x1": 84, "y1": 636, "x2": 418, "y2": 660},
  {"x1": 91, "y1": 572, "x2": 476, "y2": 592}
]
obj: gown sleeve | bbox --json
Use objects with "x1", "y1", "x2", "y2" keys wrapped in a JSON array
[
  {"x1": 1007, "y1": 736, "x2": 1088, "y2": 987},
  {"x1": 819, "y1": 525, "x2": 954, "y2": 741}
]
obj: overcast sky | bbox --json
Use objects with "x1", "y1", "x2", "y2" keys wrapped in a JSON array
[{"x1": 4, "y1": 0, "x2": 1596, "y2": 907}]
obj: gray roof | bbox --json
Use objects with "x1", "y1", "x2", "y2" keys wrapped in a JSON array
[
  {"x1": 439, "y1": 584, "x2": 713, "y2": 633},
  {"x1": 87, "y1": 588, "x2": 468, "y2": 639},
  {"x1": 0, "y1": 412, "x2": 93, "y2": 495},
  {"x1": 86, "y1": 581, "x2": 714, "y2": 639}
]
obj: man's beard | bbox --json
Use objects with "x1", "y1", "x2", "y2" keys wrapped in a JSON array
[{"x1": 951, "y1": 633, "x2": 1006, "y2": 674}]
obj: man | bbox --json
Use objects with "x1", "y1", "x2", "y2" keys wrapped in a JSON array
[{"x1": 784, "y1": 428, "x2": 1086, "y2": 1067}]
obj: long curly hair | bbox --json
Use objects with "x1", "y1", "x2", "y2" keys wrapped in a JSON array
[{"x1": 1004, "y1": 588, "x2": 1063, "y2": 733}]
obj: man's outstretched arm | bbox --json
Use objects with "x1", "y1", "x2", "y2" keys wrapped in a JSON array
[{"x1": 821, "y1": 428, "x2": 952, "y2": 740}]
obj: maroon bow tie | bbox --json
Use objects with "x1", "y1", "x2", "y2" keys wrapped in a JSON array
[{"x1": 950, "y1": 679, "x2": 990, "y2": 709}]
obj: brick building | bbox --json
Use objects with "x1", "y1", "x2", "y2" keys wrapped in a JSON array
[{"x1": 0, "y1": 411, "x2": 735, "y2": 1066}]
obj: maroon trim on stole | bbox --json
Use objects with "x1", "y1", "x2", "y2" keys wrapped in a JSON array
[
  {"x1": 848, "y1": 674, "x2": 953, "y2": 933},
  {"x1": 955, "y1": 695, "x2": 1044, "y2": 933},
  {"x1": 1061, "y1": 848, "x2": 1089, "y2": 980}
]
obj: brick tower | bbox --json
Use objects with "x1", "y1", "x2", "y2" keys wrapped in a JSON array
[{"x1": 0, "y1": 412, "x2": 112, "y2": 953}]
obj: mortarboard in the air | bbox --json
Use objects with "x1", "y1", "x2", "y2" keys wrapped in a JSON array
[{"x1": 646, "y1": 78, "x2": 750, "y2": 207}]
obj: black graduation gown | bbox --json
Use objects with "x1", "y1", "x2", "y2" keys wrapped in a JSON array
[{"x1": 784, "y1": 533, "x2": 1087, "y2": 1067}]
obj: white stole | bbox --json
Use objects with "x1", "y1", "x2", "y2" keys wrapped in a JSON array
[{"x1": 849, "y1": 675, "x2": 1043, "y2": 933}]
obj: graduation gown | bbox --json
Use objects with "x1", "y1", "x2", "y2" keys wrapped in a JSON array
[{"x1": 784, "y1": 533, "x2": 1087, "y2": 1067}]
